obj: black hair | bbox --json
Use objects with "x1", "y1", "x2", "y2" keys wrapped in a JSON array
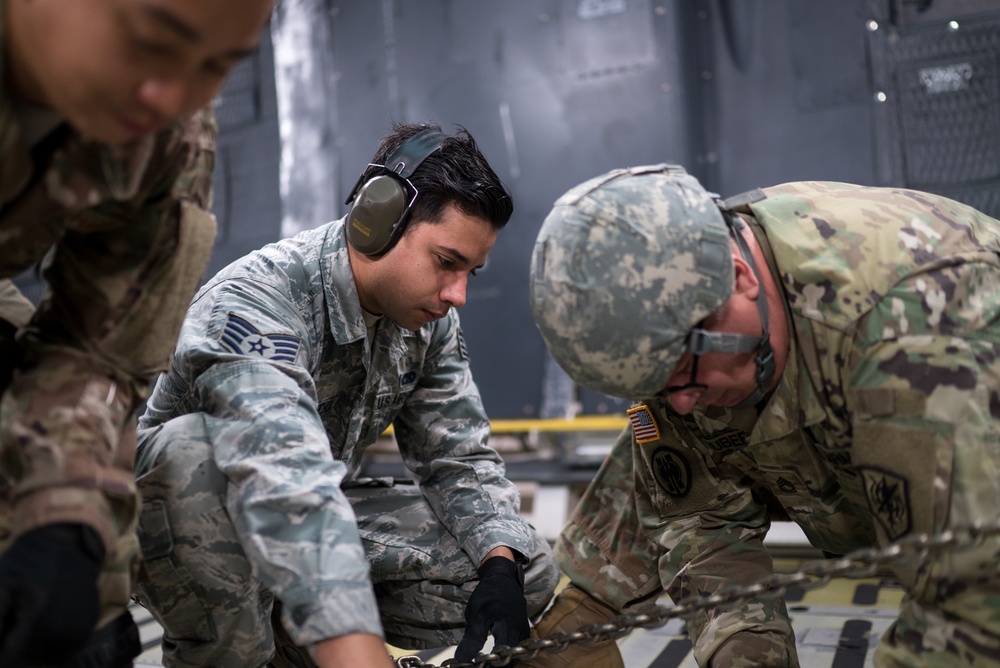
[{"x1": 366, "y1": 122, "x2": 513, "y2": 231}]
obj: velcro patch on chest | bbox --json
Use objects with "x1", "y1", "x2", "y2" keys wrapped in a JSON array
[{"x1": 220, "y1": 313, "x2": 301, "y2": 363}]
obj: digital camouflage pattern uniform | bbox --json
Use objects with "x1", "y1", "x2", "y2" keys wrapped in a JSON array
[
  {"x1": 133, "y1": 217, "x2": 558, "y2": 667},
  {"x1": 0, "y1": 8, "x2": 218, "y2": 632},
  {"x1": 538, "y1": 176, "x2": 1000, "y2": 666}
]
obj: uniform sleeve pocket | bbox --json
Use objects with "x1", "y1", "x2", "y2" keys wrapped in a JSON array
[
  {"x1": 135, "y1": 500, "x2": 218, "y2": 642},
  {"x1": 850, "y1": 405, "x2": 954, "y2": 543}
]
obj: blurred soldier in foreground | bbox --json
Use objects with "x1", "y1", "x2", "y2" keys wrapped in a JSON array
[
  {"x1": 133, "y1": 122, "x2": 559, "y2": 668},
  {"x1": 525, "y1": 163, "x2": 1000, "y2": 666},
  {"x1": 0, "y1": 0, "x2": 275, "y2": 665}
]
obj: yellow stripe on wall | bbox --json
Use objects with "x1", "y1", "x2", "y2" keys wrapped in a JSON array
[{"x1": 382, "y1": 414, "x2": 628, "y2": 436}]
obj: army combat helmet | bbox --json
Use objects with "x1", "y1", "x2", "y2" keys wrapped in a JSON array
[{"x1": 530, "y1": 163, "x2": 774, "y2": 402}]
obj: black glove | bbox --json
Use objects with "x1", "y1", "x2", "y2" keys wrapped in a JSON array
[
  {"x1": 66, "y1": 610, "x2": 143, "y2": 668},
  {"x1": 454, "y1": 556, "x2": 529, "y2": 663},
  {"x1": 0, "y1": 523, "x2": 105, "y2": 666}
]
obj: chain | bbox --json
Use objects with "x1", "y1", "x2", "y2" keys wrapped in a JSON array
[{"x1": 394, "y1": 519, "x2": 1000, "y2": 668}]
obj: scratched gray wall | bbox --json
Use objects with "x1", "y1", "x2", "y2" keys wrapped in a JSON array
[
  {"x1": 271, "y1": 0, "x2": 1000, "y2": 419},
  {"x1": 15, "y1": 2, "x2": 1000, "y2": 422},
  {"x1": 207, "y1": 29, "x2": 283, "y2": 278},
  {"x1": 293, "y1": 0, "x2": 705, "y2": 418}
]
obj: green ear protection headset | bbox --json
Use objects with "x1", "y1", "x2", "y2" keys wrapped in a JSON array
[{"x1": 344, "y1": 128, "x2": 448, "y2": 256}]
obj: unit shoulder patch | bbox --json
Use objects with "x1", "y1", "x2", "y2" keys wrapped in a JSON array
[{"x1": 650, "y1": 446, "x2": 692, "y2": 498}]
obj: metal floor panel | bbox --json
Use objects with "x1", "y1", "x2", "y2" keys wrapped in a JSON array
[{"x1": 133, "y1": 574, "x2": 906, "y2": 667}]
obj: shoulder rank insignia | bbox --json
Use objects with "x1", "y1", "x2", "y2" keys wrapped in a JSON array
[
  {"x1": 220, "y1": 313, "x2": 301, "y2": 363},
  {"x1": 628, "y1": 404, "x2": 661, "y2": 443},
  {"x1": 457, "y1": 327, "x2": 469, "y2": 362}
]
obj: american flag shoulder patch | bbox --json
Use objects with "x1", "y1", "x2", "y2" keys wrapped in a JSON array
[
  {"x1": 627, "y1": 404, "x2": 661, "y2": 444},
  {"x1": 219, "y1": 313, "x2": 301, "y2": 364}
]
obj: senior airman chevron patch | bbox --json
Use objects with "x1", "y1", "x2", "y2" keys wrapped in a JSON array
[{"x1": 220, "y1": 313, "x2": 301, "y2": 363}]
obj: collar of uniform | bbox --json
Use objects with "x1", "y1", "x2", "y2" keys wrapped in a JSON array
[
  {"x1": 320, "y1": 216, "x2": 413, "y2": 345},
  {"x1": 727, "y1": 214, "x2": 826, "y2": 441},
  {"x1": 749, "y1": 319, "x2": 827, "y2": 443},
  {"x1": 322, "y1": 217, "x2": 371, "y2": 346},
  {"x1": 322, "y1": 215, "x2": 429, "y2": 355}
]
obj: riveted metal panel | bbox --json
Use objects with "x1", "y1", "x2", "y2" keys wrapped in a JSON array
[
  {"x1": 867, "y1": 2, "x2": 1000, "y2": 217},
  {"x1": 207, "y1": 27, "x2": 283, "y2": 278}
]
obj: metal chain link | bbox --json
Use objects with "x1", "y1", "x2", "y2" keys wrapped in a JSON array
[{"x1": 394, "y1": 519, "x2": 1000, "y2": 668}]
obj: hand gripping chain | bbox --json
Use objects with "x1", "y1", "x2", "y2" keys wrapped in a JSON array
[{"x1": 394, "y1": 519, "x2": 1000, "y2": 668}]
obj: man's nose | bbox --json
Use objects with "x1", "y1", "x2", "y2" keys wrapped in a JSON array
[
  {"x1": 666, "y1": 390, "x2": 701, "y2": 415},
  {"x1": 441, "y1": 275, "x2": 468, "y2": 308},
  {"x1": 137, "y1": 77, "x2": 193, "y2": 123}
]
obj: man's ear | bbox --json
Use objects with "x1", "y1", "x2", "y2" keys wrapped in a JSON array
[{"x1": 731, "y1": 252, "x2": 760, "y2": 301}]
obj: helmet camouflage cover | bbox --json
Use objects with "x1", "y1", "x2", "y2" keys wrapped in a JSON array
[{"x1": 530, "y1": 164, "x2": 734, "y2": 399}]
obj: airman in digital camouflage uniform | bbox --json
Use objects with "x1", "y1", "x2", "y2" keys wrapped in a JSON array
[
  {"x1": 0, "y1": 1, "x2": 275, "y2": 666},
  {"x1": 133, "y1": 122, "x2": 559, "y2": 668},
  {"x1": 525, "y1": 164, "x2": 1000, "y2": 667}
]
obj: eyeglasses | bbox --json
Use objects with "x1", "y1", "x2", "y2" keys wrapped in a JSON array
[
  {"x1": 661, "y1": 322, "x2": 709, "y2": 396},
  {"x1": 663, "y1": 352, "x2": 708, "y2": 395}
]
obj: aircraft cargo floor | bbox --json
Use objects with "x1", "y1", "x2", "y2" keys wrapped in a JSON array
[{"x1": 133, "y1": 564, "x2": 906, "y2": 668}]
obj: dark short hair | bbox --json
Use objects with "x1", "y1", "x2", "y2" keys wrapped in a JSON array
[{"x1": 366, "y1": 122, "x2": 513, "y2": 231}]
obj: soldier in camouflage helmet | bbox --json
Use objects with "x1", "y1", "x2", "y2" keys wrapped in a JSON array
[
  {"x1": 0, "y1": 1, "x2": 275, "y2": 666},
  {"x1": 525, "y1": 164, "x2": 1000, "y2": 667},
  {"x1": 132, "y1": 121, "x2": 559, "y2": 668}
]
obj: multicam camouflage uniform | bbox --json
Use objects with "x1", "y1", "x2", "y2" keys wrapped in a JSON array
[
  {"x1": 133, "y1": 217, "x2": 558, "y2": 667},
  {"x1": 544, "y1": 179, "x2": 1000, "y2": 666},
  {"x1": 0, "y1": 13, "x2": 218, "y2": 632}
]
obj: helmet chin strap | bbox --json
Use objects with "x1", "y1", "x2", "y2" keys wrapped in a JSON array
[
  {"x1": 685, "y1": 208, "x2": 774, "y2": 410},
  {"x1": 676, "y1": 197, "x2": 776, "y2": 410},
  {"x1": 727, "y1": 214, "x2": 775, "y2": 408}
]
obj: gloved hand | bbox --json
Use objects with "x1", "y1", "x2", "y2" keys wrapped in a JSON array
[
  {"x1": 70, "y1": 611, "x2": 143, "y2": 668},
  {"x1": 0, "y1": 523, "x2": 105, "y2": 666},
  {"x1": 454, "y1": 555, "x2": 529, "y2": 663}
]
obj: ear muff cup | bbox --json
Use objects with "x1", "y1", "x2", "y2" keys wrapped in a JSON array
[
  {"x1": 344, "y1": 128, "x2": 447, "y2": 256},
  {"x1": 346, "y1": 175, "x2": 410, "y2": 256}
]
